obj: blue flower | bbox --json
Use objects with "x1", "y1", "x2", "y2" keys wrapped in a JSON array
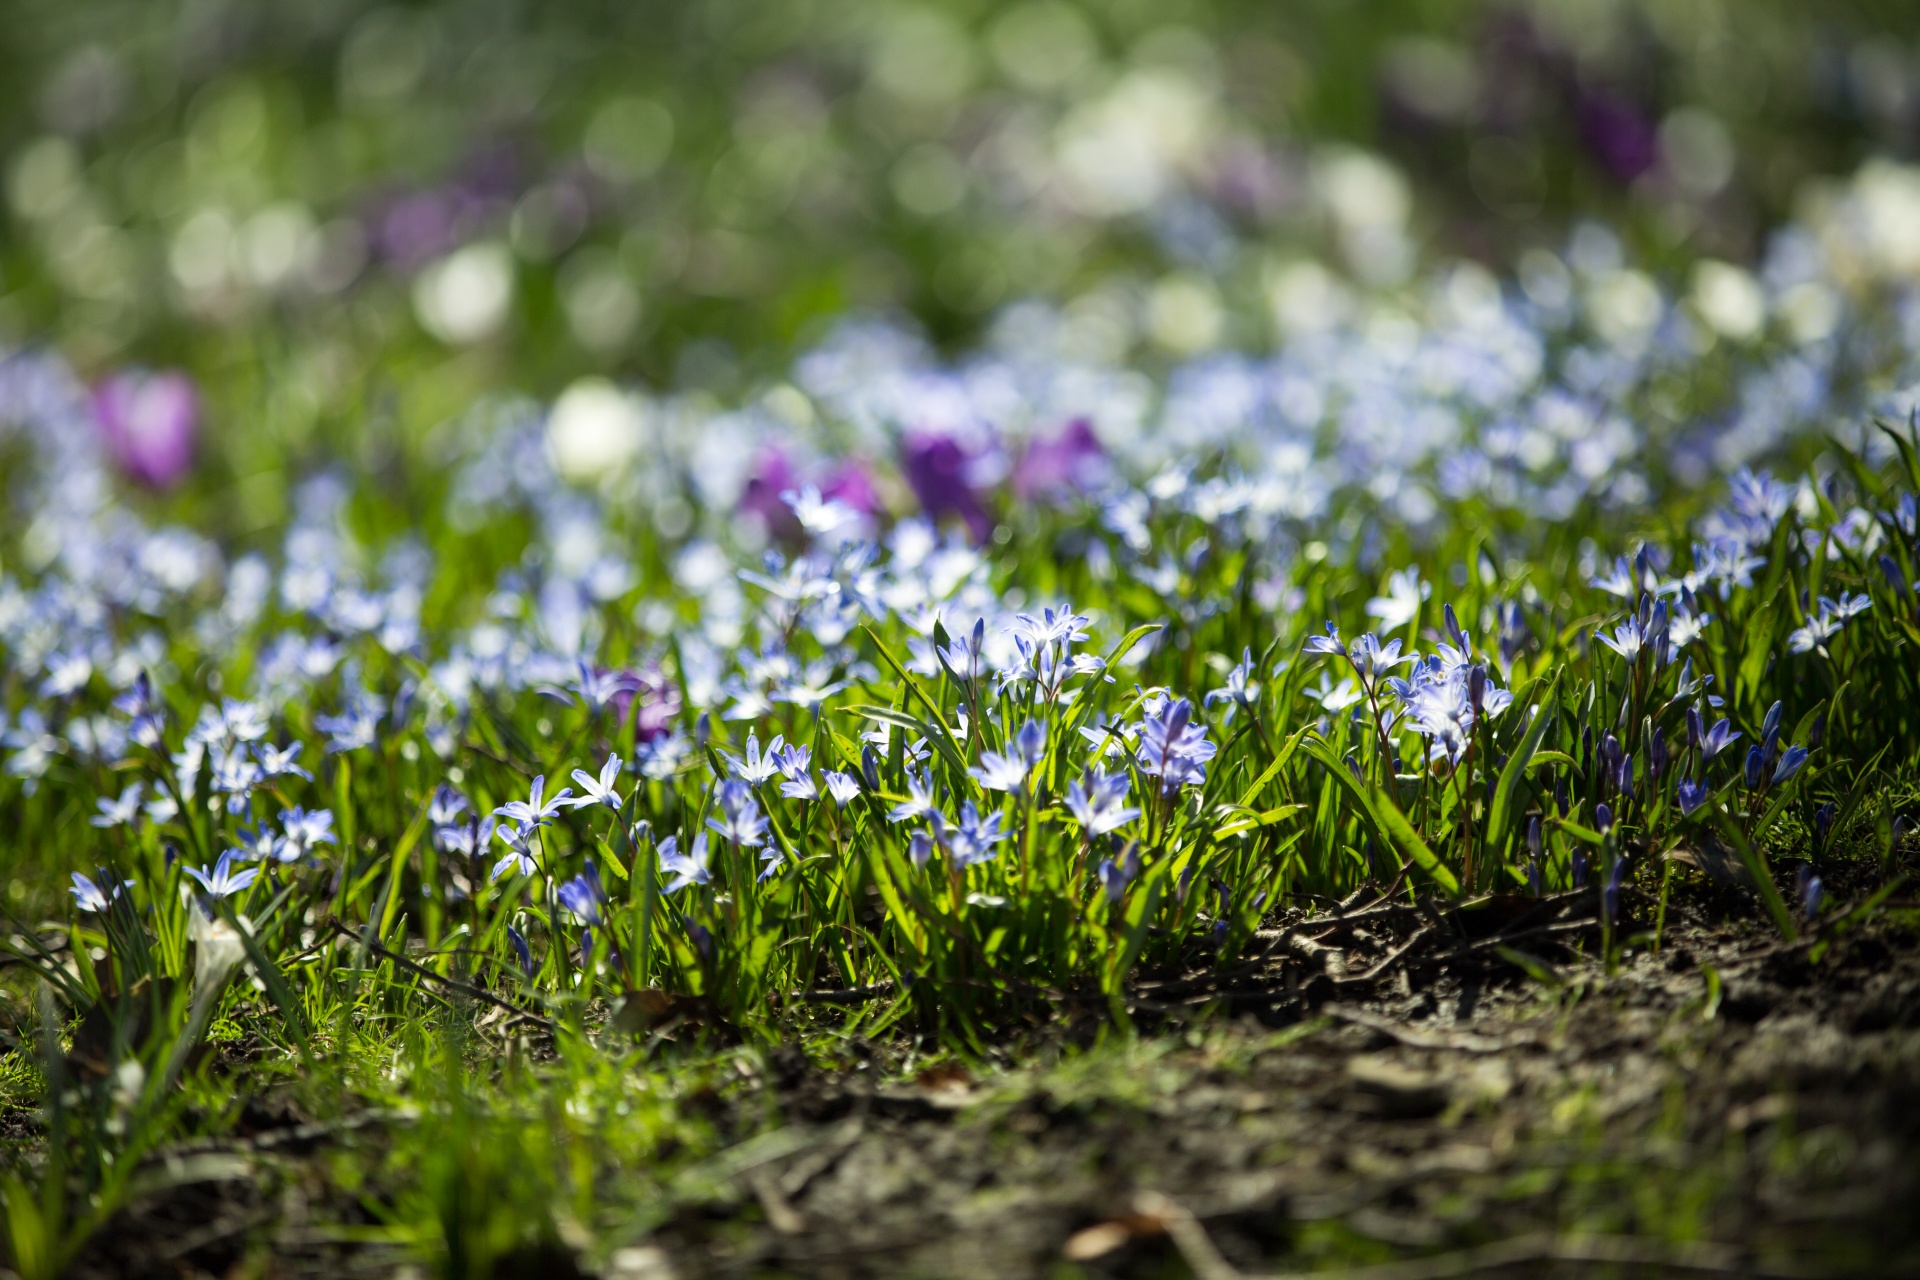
[
  {"x1": 1303, "y1": 622, "x2": 1345, "y2": 656},
  {"x1": 490, "y1": 822, "x2": 541, "y2": 880},
  {"x1": 1097, "y1": 844, "x2": 1141, "y2": 903},
  {"x1": 315, "y1": 697, "x2": 381, "y2": 755},
  {"x1": 439, "y1": 815, "x2": 497, "y2": 860},
  {"x1": 772, "y1": 743, "x2": 817, "y2": 800},
  {"x1": 721, "y1": 732, "x2": 784, "y2": 786},
  {"x1": 1205, "y1": 648, "x2": 1260, "y2": 718},
  {"x1": 887, "y1": 771, "x2": 937, "y2": 824},
  {"x1": 1132, "y1": 698, "x2": 1215, "y2": 790},
  {"x1": 1064, "y1": 768, "x2": 1139, "y2": 836},
  {"x1": 494, "y1": 774, "x2": 574, "y2": 828},
  {"x1": 91, "y1": 783, "x2": 144, "y2": 829},
  {"x1": 70, "y1": 869, "x2": 131, "y2": 913},
  {"x1": 1771, "y1": 745, "x2": 1809, "y2": 784},
  {"x1": 943, "y1": 803, "x2": 1010, "y2": 868},
  {"x1": 558, "y1": 861, "x2": 608, "y2": 927},
  {"x1": 183, "y1": 851, "x2": 259, "y2": 900},
  {"x1": 1676, "y1": 778, "x2": 1708, "y2": 816},
  {"x1": 429, "y1": 784, "x2": 470, "y2": 827},
  {"x1": 706, "y1": 779, "x2": 768, "y2": 847},
  {"x1": 1699, "y1": 712, "x2": 1740, "y2": 760},
  {"x1": 507, "y1": 925, "x2": 534, "y2": 978},
  {"x1": 822, "y1": 771, "x2": 862, "y2": 805},
  {"x1": 256, "y1": 741, "x2": 311, "y2": 780},
  {"x1": 280, "y1": 806, "x2": 337, "y2": 860},
  {"x1": 564, "y1": 754, "x2": 625, "y2": 810},
  {"x1": 970, "y1": 749, "x2": 1030, "y2": 794},
  {"x1": 659, "y1": 833, "x2": 712, "y2": 894}
]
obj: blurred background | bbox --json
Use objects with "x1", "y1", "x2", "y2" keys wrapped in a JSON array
[{"x1": 4, "y1": 0, "x2": 1920, "y2": 533}]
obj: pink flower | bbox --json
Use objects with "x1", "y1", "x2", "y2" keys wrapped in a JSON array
[{"x1": 92, "y1": 370, "x2": 198, "y2": 489}]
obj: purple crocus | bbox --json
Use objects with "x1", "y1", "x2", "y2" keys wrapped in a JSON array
[
  {"x1": 738, "y1": 443, "x2": 805, "y2": 539},
  {"x1": 820, "y1": 460, "x2": 883, "y2": 517},
  {"x1": 92, "y1": 370, "x2": 198, "y2": 488},
  {"x1": 1577, "y1": 89, "x2": 1658, "y2": 181},
  {"x1": 1013, "y1": 418, "x2": 1110, "y2": 502},
  {"x1": 609, "y1": 662, "x2": 682, "y2": 745},
  {"x1": 900, "y1": 431, "x2": 993, "y2": 543}
]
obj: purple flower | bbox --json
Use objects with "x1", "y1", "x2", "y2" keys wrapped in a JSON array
[
  {"x1": 1578, "y1": 89, "x2": 1657, "y2": 181},
  {"x1": 901, "y1": 431, "x2": 994, "y2": 543},
  {"x1": 1013, "y1": 418, "x2": 1111, "y2": 502},
  {"x1": 738, "y1": 443, "x2": 805, "y2": 538},
  {"x1": 612, "y1": 663, "x2": 681, "y2": 745},
  {"x1": 820, "y1": 460, "x2": 883, "y2": 516},
  {"x1": 1602, "y1": 856, "x2": 1628, "y2": 925},
  {"x1": 92, "y1": 370, "x2": 198, "y2": 488}
]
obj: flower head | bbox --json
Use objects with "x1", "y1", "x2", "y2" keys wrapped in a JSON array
[
  {"x1": 184, "y1": 850, "x2": 259, "y2": 900},
  {"x1": 722, "y1": 732, "x2": 785, "y2": 786},
  {"x1": 823, "y1": 771, "x2": 862, "y2": 805},
  {"x1": 1133, "y1": 698, "x2": 1215, "y2": 790},
  {"x1": 1064, "y1": 768, "x2": 1140, "y2": 836},
  {"x1": 706, "y1": 779, "x2": 768, "y2": 847},
  {"x1": 92, "y1": 783, "x2": 144, "y2": 829},
  {"x1": 557, "y1": 861, "x2": 609, "y2": 927},
  {"x1": 71, "y1": 869, "x2": 132, "y2": 913},
  {"x1": 566, "y1": 754, "x2": 626, "y2": 810},
  {"x1": 659, "y1": 833, "x2": 712, "y2": 894},
  {"x1": 494, "y1": 774, "x2": 573, "y2": 828},
  {"x1": 92, "y1": 369, "x2": 198, "y2": 488}
]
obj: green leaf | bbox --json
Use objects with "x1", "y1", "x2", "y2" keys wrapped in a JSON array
[
  {"x1": 1103, "y1": 622, "x2": 1164, "y2": 672},
  {"x1": 1235, "y1": 723, "x2": 1311, "y2": 809},
  {"x1": 1486, "y1": 676, "x2": 1558, "y2": 863},
  {"x1": 1737, "y1": 589, "x2": 1781, "y2": 709},
  {"x1": 847, "y1": 704, "x2": 970, "y2": 780},
  {"x1": 1214, "y1": 804, "x2": 1306, "y2": 839},
  {"x1": 1876, "y1": 415, "x2": 1920, "y2": 493},
  {"x1": 1303, "y1": 738, "x2": 1459, "y2": 895},
  {"x1": 215, "y1": 903, "x2": 315, "y2": 1067},
  {"x1": 1709, "y1": 809, "x2": 1795, "y2": 940}
]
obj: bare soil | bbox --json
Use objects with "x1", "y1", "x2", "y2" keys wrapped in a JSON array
[{"x1": 55, "y1": 866, "x2": 1920, "y2": 1280}]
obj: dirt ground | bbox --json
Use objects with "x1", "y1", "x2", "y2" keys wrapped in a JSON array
[{"x1": 56, "y1": 865, "x2": 1920, "y2": 1280}]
